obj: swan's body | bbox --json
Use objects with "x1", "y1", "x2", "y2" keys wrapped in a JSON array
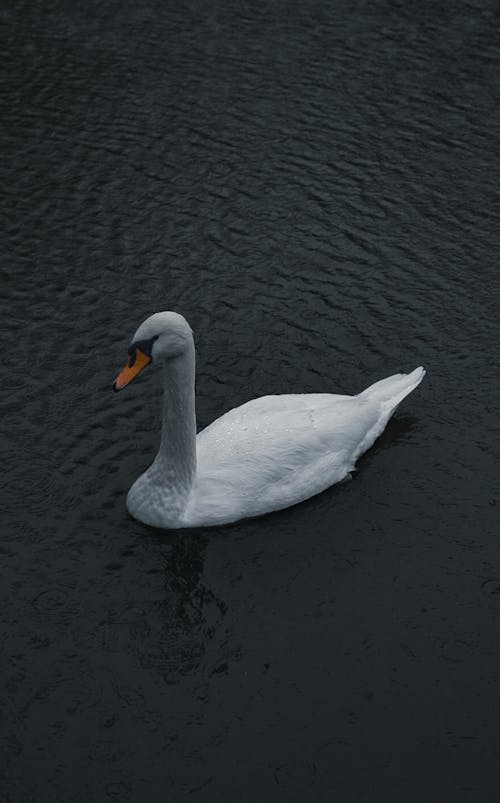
[{"x1": 114, "y1": 312, "x2": 425, "y2": 529}]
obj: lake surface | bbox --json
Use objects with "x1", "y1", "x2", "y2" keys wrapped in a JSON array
[{"x1": 2, "y1": 0, "x2": 499, "y2": 799}]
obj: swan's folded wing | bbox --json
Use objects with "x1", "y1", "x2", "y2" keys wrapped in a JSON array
[{"x1": 185, "y1": 394, "x2": 382, "y2": 526}]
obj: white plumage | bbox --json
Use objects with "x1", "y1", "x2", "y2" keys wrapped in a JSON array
[{"x1": 114, "y1": 311, "x2": 425, "y2": 529}]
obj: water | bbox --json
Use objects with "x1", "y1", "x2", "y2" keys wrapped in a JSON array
[{"x1": 2, "y1": 0, "x2": 499, "y2": 799}]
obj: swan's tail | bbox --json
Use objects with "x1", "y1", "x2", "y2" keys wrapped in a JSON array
[{"x1": 360, "y1": 366, "x2": 426, "y2": 412}]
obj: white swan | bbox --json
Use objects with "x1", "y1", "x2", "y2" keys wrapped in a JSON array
[{"x1": 114, "y1": 311, "x2": 425, "y2": 529}]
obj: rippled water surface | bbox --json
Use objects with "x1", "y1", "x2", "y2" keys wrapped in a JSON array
[{"x1": 2, "y1": 0, "x2": 499, "y2": 799}]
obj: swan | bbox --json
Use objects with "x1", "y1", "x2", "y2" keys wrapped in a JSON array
[{"x1": 113, "y1": 311, "x2": 425, "y2": 529}]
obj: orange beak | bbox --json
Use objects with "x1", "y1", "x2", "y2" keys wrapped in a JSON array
[{"x1": 113, "y1": 347, "x2": 151, "y2": 391}]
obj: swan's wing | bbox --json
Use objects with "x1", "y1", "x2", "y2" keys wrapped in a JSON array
[
  {"x1": 196, "y1": 393, "x2": 381, "y2": 471},
  {"x1": 198, "y1": 392, "x2": 351, "y2": 438},
  {"x1": 185, "y1": 394, "x2": 382, "y2": 526}
]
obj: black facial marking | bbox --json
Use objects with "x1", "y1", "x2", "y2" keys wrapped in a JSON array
[{"x1": 127, "y1": 335, "x2": 159, "y2": 366}]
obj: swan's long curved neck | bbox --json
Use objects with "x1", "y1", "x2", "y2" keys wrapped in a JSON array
[{"x1": 153, "y1": 341, "x2": 197, "y2": 500}]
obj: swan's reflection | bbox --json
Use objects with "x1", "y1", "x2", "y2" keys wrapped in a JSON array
[{"x1": 100, "y1": 527, "x2": 226, "y2": 684}]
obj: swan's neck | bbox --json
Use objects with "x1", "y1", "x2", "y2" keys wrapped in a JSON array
[
  {"x1": 127, "y1": 341, "x2": 197, "y2": 528},
  {"x1": 126, "y1": 338, "x2": 198, "y2": 528},
  {"x1": 155, "y1": 342, "x2": 197, "y2": 488}
]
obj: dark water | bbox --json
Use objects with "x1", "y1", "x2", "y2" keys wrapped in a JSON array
[{"x1": 2, "y1": 0, "x2": 499, "y2": 799}]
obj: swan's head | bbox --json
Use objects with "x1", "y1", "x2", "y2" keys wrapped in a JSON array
[{"x1": 113, "y1": 311, "x2": 193, "y2": 392}]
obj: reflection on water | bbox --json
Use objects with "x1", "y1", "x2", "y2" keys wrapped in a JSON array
[{"x1": 137, "y1": 532, "x2": 225, "y2": 682}]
